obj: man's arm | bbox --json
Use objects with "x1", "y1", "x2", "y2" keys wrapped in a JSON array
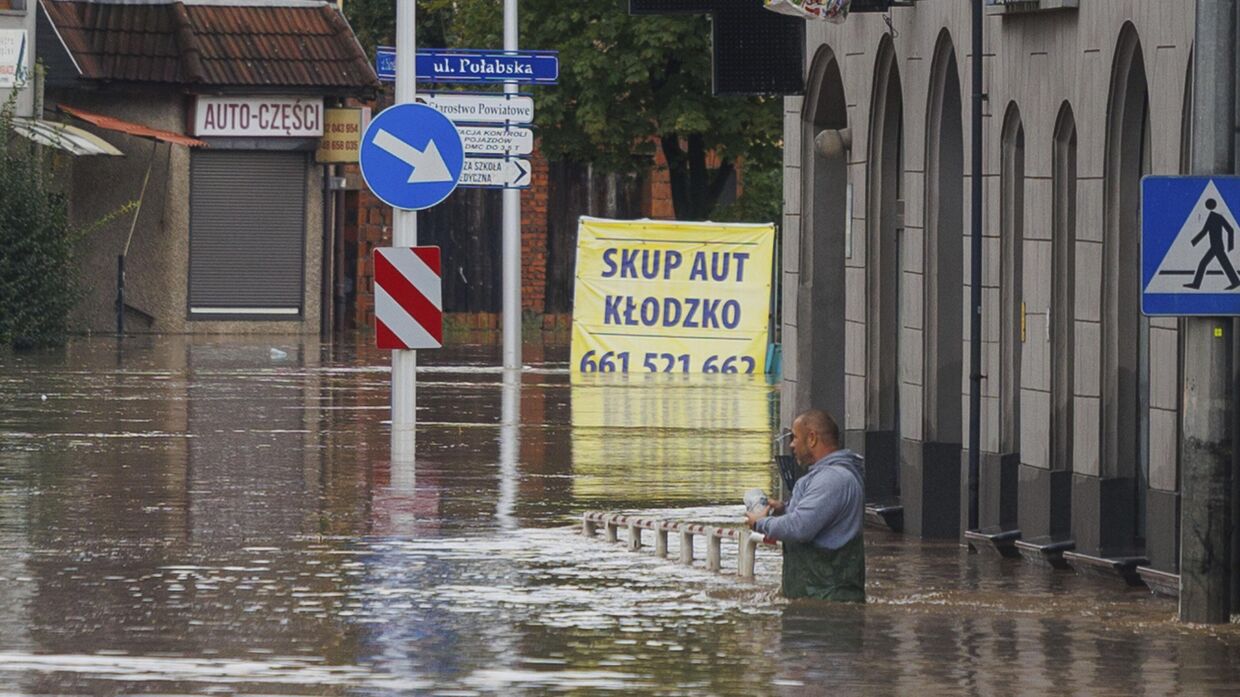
[
  {"x1": 754, "y1": 474, "x2": 845, "y2": 543},
  {"x1": 1226, "y1": 217, "x2": 1235, "y2": 251}
]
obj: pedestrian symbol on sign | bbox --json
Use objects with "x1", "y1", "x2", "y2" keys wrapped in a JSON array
[
  {"x1": 1184, "y1": 198, "x2": 1240, "y2": 290},
  {"x1": 1143, "y1": 176, "x2": 1240, "y2": 316}
]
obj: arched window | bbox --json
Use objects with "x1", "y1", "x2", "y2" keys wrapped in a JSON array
[
  {"x1": 793, "y1": 45, "x2": 849, "y2": 424},
  {"x1": 924, "y1": 30, "x2": 964, "y2": 447},
  {"x1": 1100, "y1": 22, "x2": 1150, "y2": 555},
  {"x1": 1051, "y1": 102, "x2": 1077, "y2": 480},
  {"x1": 1000, "y1": 103, "x2": 1025, "y2": 455},
  {"x1": 863, "y1": 36, "x2": 904, "y2": 501}
]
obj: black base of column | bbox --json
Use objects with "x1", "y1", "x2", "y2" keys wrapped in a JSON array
[
  {"x1": 1017, "y1": 464, "x2": 1072, "y2": 541},
  {"x1": 900, "y1": 439, "x2": 961, "y2": 539},
  {"x1": 1145, "y1": 488, "x2": 1180, "y2": 573},
  {"x1": 959, "y1": 452, "x2": 970, "y2": 540},
  {"x1": 979, "y1": 451, "x2": 1020, "y2": 532},
  {"x1": 862, "y1": 430, "x2": 900, "y2": 502},
  {"x1": 1071, "y1": 473, "x2": 1138, "y2": 558}
]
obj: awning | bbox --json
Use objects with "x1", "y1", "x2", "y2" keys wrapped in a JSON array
[
  {"x1": 58, "y1": 104, "x2": 209, "y2": 148},
  {"x1": 10, "y1": 118, "x2": 124, "y2": 156}
]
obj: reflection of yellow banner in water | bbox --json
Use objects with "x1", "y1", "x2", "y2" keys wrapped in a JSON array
[
  {"x1": 571, "y1": 217, "x2": 776, "y2": 374},
  {"x1": 570, "y1": 373, "x2": 778, "y2": 502}
]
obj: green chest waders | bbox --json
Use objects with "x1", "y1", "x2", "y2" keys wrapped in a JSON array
[{"x1": 780, "y1": 533, "x2": 866, "y2": 603}]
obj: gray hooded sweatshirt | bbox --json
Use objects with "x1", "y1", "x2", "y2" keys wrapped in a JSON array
[{"x1": 755, "y1": 449, "x2": 865, "y2": 550}]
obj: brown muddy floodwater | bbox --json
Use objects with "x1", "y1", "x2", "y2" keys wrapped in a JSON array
[{"x1": 0, "y1": 335, "x2": 1238, "y2": 696}]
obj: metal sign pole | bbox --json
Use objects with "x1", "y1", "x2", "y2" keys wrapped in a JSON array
[
  {"x1": 391, "y1": 0, "x2": 418, "y2": 466},
  {"x1": 502, "y1": 0, "x2": 522, "y2": 371},
  {"x1": 967, "y1": 0, "x2": 983, "y2": 533},
  {"x1": 1180, "y1": 0, "x2": 1235, "y2": 624}
]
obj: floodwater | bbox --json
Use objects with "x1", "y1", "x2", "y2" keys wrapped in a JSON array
[{"x1": 1, "y1": 335, "x2": 1239, "y2": 696}]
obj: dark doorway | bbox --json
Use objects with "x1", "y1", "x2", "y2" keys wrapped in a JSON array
[
  {"x1": 794, "y1": 45, "x2": 849, "y2": 425},
  {"x1": 864, "y1": 37, "x2": 904, "y2": 503}
]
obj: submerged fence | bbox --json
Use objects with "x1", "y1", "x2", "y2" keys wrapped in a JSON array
[{"x1": 581, "y1": 512, "x2": 778, "y2": 579}]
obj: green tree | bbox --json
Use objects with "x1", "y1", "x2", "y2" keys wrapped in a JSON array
[
  {"x1": 713, "y1": 162, "x2": 783, "y2": 225},
  {"x1": 344, "y1": 0, "x2": 782, "y2": 221}
]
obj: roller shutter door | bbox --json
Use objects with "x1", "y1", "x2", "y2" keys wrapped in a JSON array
[{"x1": 189, "y1": 151, "x2": 306, "y2": 317}]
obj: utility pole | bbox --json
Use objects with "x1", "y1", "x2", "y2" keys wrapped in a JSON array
[
  {"x1": 1180, "y1": 0, "x2": 1234, "y2": 624},
  {"x1": 502, "y1": 0, "x2": 522, "y2": 371},
  {"x1": 391, "y1": 0, "x2": 418, "y2": 466},
  {"x1": 967, "y1": 0, "x2": 983, "y2": 532}
]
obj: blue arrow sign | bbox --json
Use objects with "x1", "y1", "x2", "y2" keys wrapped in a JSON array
[
  {"x1": 376, "y1": 48, "x2": 559, "y2": 85},
  {"x1": 359, "y1": 103, "x2": 464, "y2": 211},
  {"x1": 1143, "y1": 176, "x2": 1240, "y2": 316}
]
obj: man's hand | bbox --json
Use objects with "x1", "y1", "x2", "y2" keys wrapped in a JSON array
[
  {"x1": 744, "y1": 505, "x2": 770, "y2": 529},
  {"x1": 768, "y1": 500, "x2": 786, "y2": 515}
]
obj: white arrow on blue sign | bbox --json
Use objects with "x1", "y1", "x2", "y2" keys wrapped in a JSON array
[
  {"x1": 458, "y1": 157, "x2": 532, "y2": 189},
  {"x1": 360, "y1": 103, "x2": 464, "y2": 211},
  {"x1": 1143, "y1": 175, "x2": 1240, "y2": 316}
]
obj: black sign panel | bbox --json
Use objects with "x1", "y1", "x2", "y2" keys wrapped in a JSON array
[
  {"x1": 631, "y1": 0, "x2": 902, "y2": 15},
  {"x1": 630, "y1": 0, "x2": 716, "y2": 11},
  {"x1": 851, "y1": 0, "x2": 903, "y2": 11},
  {"x1": 629, "y1": 0, "x2": 804, "y2": 95}
]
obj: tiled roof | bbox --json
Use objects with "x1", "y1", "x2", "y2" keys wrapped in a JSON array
[{"x1": 41, "y1": 0, "x2": 379, "y2": 90}]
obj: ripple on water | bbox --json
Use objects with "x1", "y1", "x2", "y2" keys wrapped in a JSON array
[{"x1": 1, "y1": 336, "x2": 1239, "y2": 696}]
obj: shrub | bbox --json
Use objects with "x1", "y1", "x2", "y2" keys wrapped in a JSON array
[{"x1": 0, "y1": 90, "x2": 80, "y2": 349}]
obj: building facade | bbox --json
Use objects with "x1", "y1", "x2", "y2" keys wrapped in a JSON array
[
  {"x1": 0, "y1": 0, "x2": 36, "y2": 119},
  {"x1": 782, "y1": 1, "x2": 1194, "y2": 579},
  {"x1": 36, "y1": 0, "x2": 376, "y2": 335}
]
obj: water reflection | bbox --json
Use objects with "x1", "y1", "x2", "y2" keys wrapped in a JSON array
[
  {"x1": 569, "y1": 372, "x2": 779, "y2": 507},
  {"x1": 497, "y1": 369, "x2": 521, "y2": 531},
  {"x1": 188, "y1": 342, "x2": 318, "y2": 544},
  {"x1": 0, "y1": 335, "x2": 1238, "y2": 695}
]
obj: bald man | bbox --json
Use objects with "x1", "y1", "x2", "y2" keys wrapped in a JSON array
[{"x1": 745, "y1": 409, "x2": 866, "y2": 602}]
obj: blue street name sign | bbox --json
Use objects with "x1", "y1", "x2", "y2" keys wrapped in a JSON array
[
  {"x1": 376, "y1": 48, "x2": 559, "y2": 85},
  {"x1": 359, "y1": 103, "x2": 464, "y2": 211},
  {"x1": 1143, "y1": 175, "x2": 1240, "y2": 316}
]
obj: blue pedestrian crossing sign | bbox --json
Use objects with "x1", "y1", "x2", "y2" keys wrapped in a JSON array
[
  {"x1": 360, "y1": 103, "x2": 464, "y2": 211},
  {"x1": 1143, "y1": 176, "x2": 1240, "y2": 316}
]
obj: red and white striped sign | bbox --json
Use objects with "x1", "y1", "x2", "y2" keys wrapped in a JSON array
[{"x1": 374, "y1": 246, "x2": 443, "y2": 350}]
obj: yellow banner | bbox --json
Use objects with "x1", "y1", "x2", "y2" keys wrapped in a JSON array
[{"x1": 570, "y1": 217, "x2": 776, "y2": 374}]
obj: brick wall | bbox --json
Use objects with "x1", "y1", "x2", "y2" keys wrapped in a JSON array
[
  {"x1": 645, "y1": 141, "x2": 676, "y2": 220},
  {"x1": 520, "y1": 141, "x2": 550, "y2": 315},
  {"x1": 350, "y1": 142, "x2": 553, "y2": 328},
  {"x1": 352, "y1": 186, "x2": 388, "y2": 332},
  {"x1": 348, "y1": 132, "x2": 696, "y2": 331}
]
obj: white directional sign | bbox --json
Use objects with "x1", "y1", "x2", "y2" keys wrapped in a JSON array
[
  {"x1": 413, "y1": 93, "x2": 534, "y2": 125},
  {"x1": 457, "y1": 125, "x2": 534, "y2": 156},
  {"x1": 459, "y1": 157, "x2": 532, "y2": 189}
]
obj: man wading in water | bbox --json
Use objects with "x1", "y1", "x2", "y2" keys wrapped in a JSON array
[{"x1": 745, "y1": 409, "x2": 866, "y2": 602}]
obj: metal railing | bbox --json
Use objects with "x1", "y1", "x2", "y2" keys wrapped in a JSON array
[{"x1": 581, "y1": 512, "x2": 777, "y2": 579}]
